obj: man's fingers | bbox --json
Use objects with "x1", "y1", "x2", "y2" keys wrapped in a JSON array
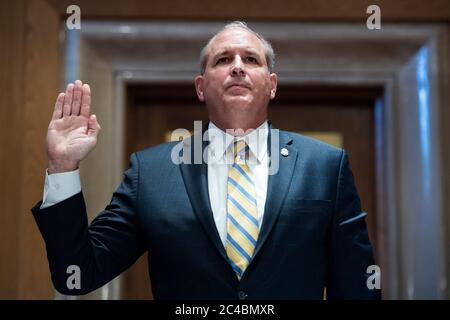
[
  {"x1": 80, "y1": 84, "x2": 91, "y2": 118},
  {"x1": 52, "y1": 93, "x2": 65, "y2": 120},
  {"x1": 63, "y1": 83, "x2": 74, "y2": 117},
  {"x1": 71, "y1": 80, "x2": 83, "y2": 116}
]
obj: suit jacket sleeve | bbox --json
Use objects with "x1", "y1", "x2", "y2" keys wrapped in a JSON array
[
  {"x1": 31, "y1": 153, "x2": 145, "y2": 295},
  {"x1": 326, "y1": 151, "x2": 381, "y2": 299}
]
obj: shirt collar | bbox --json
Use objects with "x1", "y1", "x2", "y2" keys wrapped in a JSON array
[{"x1": 207, "y1": 120, "x2": 268, "y2": 164}]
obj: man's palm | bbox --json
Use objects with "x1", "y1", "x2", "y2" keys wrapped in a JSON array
[{"x1": 46, "y1": 80, "x2": 101, "y2": 173}]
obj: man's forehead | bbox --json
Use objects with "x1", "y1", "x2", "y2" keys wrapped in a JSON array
[{"x1": 208, "y1": 28, "x2": 265, "y2": 54}]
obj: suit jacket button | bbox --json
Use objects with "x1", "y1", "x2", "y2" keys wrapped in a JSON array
[{"x1": 238, "y1": 291, "x2": 248, "y2": 300}]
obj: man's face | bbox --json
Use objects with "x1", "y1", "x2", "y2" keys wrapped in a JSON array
[{"x1": 195, "y1": 28, "x2": 277, "y2": 130}]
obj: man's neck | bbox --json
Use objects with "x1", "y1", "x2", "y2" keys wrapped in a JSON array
[{"x1": 209, "y1": 119, "x2": 267, "y2": 137}]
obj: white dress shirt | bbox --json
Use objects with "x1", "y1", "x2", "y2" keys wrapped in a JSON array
[
  {"x1": 41, "y1": 169, "x2": 81, "y2": 209},
  {"x1": 41, "y1": 121, "x2": 269, "y2": 247},
  {"x1": 206, "y1": 121, "x2": 268, "y2": 246}
]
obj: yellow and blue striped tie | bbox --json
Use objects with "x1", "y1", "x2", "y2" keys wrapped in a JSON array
[{"x1": 226, "y1": 140, "x2": 259, "y2": 279}]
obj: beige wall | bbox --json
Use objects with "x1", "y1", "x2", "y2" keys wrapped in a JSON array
[
  {"x1": 0, "y1": 0, "x2": 62, "y2": 299},
  {"x1": 77, "y1": 37, "x2": 117, "y2": 299},
  {"x1": 0, "y1": 0, "x2": 25, "y2": 299}
]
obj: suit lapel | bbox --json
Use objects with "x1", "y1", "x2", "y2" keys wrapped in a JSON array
[
  {"x1": 178, "y1": 132, "x2": 230, "y2": 265},
  {"x1": 251, "y1": 129, "x2": 298, "y2": 262}
]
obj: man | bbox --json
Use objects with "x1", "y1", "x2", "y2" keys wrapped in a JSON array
[{"x1": 32, "y1": 21, "x2": 380, "y2": 299}]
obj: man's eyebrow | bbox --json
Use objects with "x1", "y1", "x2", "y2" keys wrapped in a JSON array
[
  {"x1": 211, "y1": 49, "x2": 263, "y2": 60},
  {"x1": 243, "y1": 49, "x2": 261, "y2": 56},
  {"x1": 211, "y1": 50, "x2": 230, "y2": 60}
]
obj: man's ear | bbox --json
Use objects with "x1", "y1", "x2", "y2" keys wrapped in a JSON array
[
  {"x1": 269, "y1": 73, "x2": 278, "y2": 100},
  {"x1": 195, "y1": 75, "x2": 205, "y2": 102}
]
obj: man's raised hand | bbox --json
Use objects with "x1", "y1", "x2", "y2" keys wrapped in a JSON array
[{"x1": 46, "y1": 80, "x2": 101, "y2": 174}]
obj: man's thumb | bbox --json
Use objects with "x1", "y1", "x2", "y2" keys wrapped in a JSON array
[{"x1": 88, "y1": 114, "x2": 101, "y2": 136}]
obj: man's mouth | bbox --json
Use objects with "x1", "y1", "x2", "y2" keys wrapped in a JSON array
[{"x1": 226, "y1": 83, "x2": 251, "y2": 90}]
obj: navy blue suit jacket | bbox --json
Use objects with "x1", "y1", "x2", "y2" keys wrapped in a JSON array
[{"x1": 32, "y1": 127, "x2": 380, "y2": 300}]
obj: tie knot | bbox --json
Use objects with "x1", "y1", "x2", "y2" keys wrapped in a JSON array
[{"x1": 233, "y1": 140, "x2": 249, "y2": 163}]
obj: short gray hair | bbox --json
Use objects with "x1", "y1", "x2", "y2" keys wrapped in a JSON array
[{"x1": 199, "y1": 21, "x2": 275, "y2": 74}]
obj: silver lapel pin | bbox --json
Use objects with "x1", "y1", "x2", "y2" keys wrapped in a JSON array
[{"x1": 280, "y1": 148, "x2": 289, "y2": 157}]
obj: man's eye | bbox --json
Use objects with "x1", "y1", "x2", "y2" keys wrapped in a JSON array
[
  {"x1": 245, "y1": 57, "x2": 258, "y2": 63},
  {"x1": 216, "y1": 57, "x2": 229, "y2": 64}
]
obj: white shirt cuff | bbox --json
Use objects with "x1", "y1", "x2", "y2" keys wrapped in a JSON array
[{"x1": 41, "y1": 169, "x2": 81, "y2": 209}]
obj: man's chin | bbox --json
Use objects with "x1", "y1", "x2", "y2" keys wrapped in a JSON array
[{"x1": 224, "y1": 95, "x2": 252, "y2": 107}]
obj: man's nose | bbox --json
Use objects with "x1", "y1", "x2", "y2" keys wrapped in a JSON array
[{"x1": 230, "y1": 56, "x2": 245, "y2": 77}]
